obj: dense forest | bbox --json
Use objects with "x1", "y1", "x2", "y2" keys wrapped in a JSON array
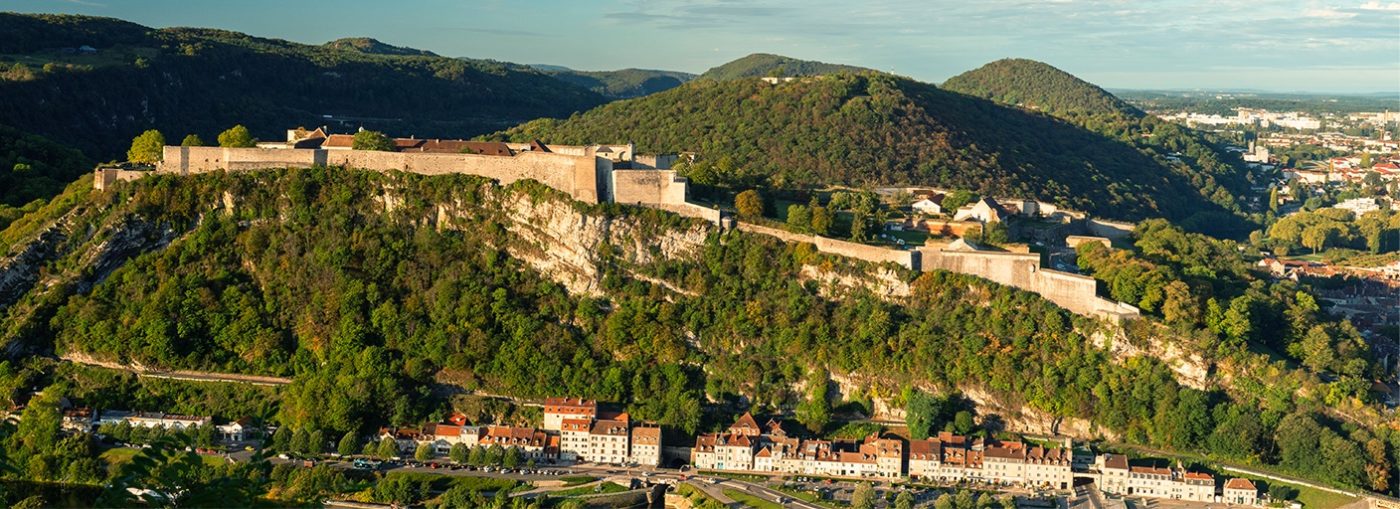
[
  {"x1": 942, "y1": 59, "x2": 1256, "y2": 234},
  {"x1": 699, "y1": 53, "x2": 869, "y2": 80},
  {"x1": 537, "y1": 67, "x2": 695, "y2": 99},
  {"x1": 0, "y1": 124, "x2": 91, "y2": 230},
  {"x1": 0, "y1": 168, "x2": 1392, "y2": 494},
  {"x1": 500, "y1": 72, "x2": 1241, "y2": 227},
  {"x1": 0, "y1": 13, "x2": 606, "y2": 159}
]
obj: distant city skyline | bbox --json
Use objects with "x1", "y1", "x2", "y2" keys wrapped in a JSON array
[{"x1": 9, "y1": 0, "x2": 1400, "y2": 94}]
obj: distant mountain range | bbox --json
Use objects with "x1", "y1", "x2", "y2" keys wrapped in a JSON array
[
  {"x1": 531, "y1": 66, "x2": 696, "y2": 99},
  {"x1": 698, "y1": 53, "x2": 869, "y2": 81},
  {"x1": 0, "y1": 13, "x2": 605, "y2": 158}
]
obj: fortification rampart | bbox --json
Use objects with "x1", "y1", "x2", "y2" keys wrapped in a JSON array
[
  {"x1": 93, "y1": 168, "x2": 147, "y2": 191},
  {"x1": 736, "y1": 222, "x2": 1136, "y2": 321},
  {"x1": 736, "y1": 223, "x2": 918, "y2": 269},
  {"x1": 158, "y1": 146, "x2": 610, "y2": 204}
]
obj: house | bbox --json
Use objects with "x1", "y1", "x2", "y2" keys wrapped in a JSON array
[
  {"x1": 588, "y1": 418, "x2": 631, "y2": 465},
  {"x1": 630, "y1": 425, "x2": 663, "y2": 467},
  {"x1": 99, "y1": 410, "x2": 212, "y2": 431},
  {"x1": 421, "y1": 423, "x2": 481, "y2": 455},
  {"x1": 558, "y1": 418, "x2": 591, "y2": 462},
  {"x1": 908, "y1": 432, "x2": 1071, "y2": 489},
  {"x1": 378, "y1": 427, "x2": 423, "y2": 454},
  {"x1": 1223, "y1": 478, "x2": 1259, "y2": 505},
  {"x1": 1335, "y1": 197, "x2": 1380, "y2": 216},
  {"x1": 62, "y1": 407, "x2": 95, "y2": 433},
  {"x1": 912, "y1": 197, "x2": 944, "y2": 215},
  {"x1": 953, "y1": 198, "x2": 1005, "y2": 223},
  {"x1": 543, "y1": 397, "x2": 597, "y2": 431},
  {"x1": 479, "y1": 425, "x2": 555, "y2": 461},
  {"x1": 1095, "y1": 455, "x2": 1214, "y2": 503},
  {"x1": 217, "y1": 418, "x2": 253, "y2": 442}
]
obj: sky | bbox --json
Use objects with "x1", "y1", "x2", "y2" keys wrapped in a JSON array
[{"x1": 9, "y1": 0, "x2": 1400, "y2": 94}]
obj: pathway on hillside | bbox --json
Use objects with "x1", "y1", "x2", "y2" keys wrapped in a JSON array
[{"x1": 58, "y1": 352, "x2": 292, "y2": 386}]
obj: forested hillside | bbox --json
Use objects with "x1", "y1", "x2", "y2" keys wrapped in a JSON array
[
  {"x1": 943, "y1": 59, "x2": 1256, "y2": 233},
  {"x1": 501, "y1": 73, "x2": 1239, "y2": 225},
  {"x1": 0, "y1": 168, "x2": 1392, "y2": 492},
  {"x1": 699, "y1": 53, "x2": 868, "y2": 80},
  {"x1": 538, "y1": 67, "x2": 695, "y2": 98},
  {"x1": 0, "y1": 124, "x2": 90, "y2": 230},
  {"x1": 0, "y1": 13, "x2": 605, "y2": 159}
]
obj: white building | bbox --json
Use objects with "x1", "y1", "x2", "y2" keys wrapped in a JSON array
[
  {"x1": 630, "y1": 425, "x2": 663, "y2": 467},
  {"x1": 588, "y1": 419, "x2": 631, "y2": 465},
  {"x1": 98, "y1": 410, "x2": 211, "y2": 431},
  {"x1": 1223, "y1": 478, "x2": 1259, "y2": 506},
  {"x1": 912, "y1": 198, "x2": 944, "y2": 215},
  {"x1": 1335, "y1": 197, "x2": 1380, "y2": 216},
  {"x1": 542, "y1": 397, "x2": 597, "y2": 431}
]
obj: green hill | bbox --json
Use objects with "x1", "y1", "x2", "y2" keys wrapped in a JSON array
[
  {"x1": 322, "y1": 37, "x2": 438, "y2": 56},
  {"x1": 943, "y1": 59, "x2": 1255, "y2": 232},
  {"x1": 539, "y1": 67, "x2": 695, "y2": 98},
  {"x1": 0, "y1": 168, "x2": 1385, "y2": 493},
  {"x1": 941, "y1": 58, "x2": 1138, "y2": 118},
  {"x1": 501, "y1": 72, "x2": 1241, "y2": 225},
  {"x1": 0, "y1": 13, "x2": 605, "y2": 160},
  {"x1": 699, "y1": 53, "x2": 868, "y2": 80},
  {"x1": 0, "y1": 124, "x2": 91, "y2": 230}
]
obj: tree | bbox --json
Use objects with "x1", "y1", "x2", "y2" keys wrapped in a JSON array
[
  {"x1": 485, "y1": 444, "x2": 505, "y2": 465},
  {"x1": 795, "y1": 376, "x2": 830, "y2": 433},
  {"x1": 376, "y1": 437, "x2": 399, "y2": 459},
  {"x1": 449, "y1": 442, "x2": 469, "y2": 463},
  {"x1": 895, "y1": 491, "x2": 914, "y2": 509},
  {"x1": 941, "y1": 190, "x2": 976, "y2": 212},
  {"x1": 308, "y1": 429, "x2": 325, "y2": 455},
  {"x1": 217, "y1": 125, "x2": 256, "y2": 148},
  {"x1": 414, "y1": 442, "x2": 433, "y2": 461},
  {"x1": 850, "y1": 482, "x2": 875, "y2": 509},
  {"x1": 1268, "y1": 187, "x2": 1279, "y2": 213},
  {"x1": 180, "y1": 134, "x2": 205, "y2": 147},
  {"x1": 953, "y1": 410, "x2": 975, "y2": 435},
  {"x1": 337, "y1": 431, "x2": 359, "y2": 457},
  {"x1": 352, "y1": 129, "x2": 395, "y2": 151},
  {"x1": 467, "y1": 445, "x2": 486, "y2": 466},
  {"x1": 810, "y1": 205, "x2": 833, "y2": 235},
  {"x1": 1160, "y1": 281, "x2": 1196, "y2": 327},
  {"x1": 271, "y1": 426, "x2": 292, "y2": 453},
  {"x1": 128, "y1": 129, "x2": 165, "y2": 163},
  {"x1": 502, "y1": 446, "x2": 522, "y2": 468},
  {"x1": 735, "y1": 189, "x2": 764, "y2": 219},
  {"x1": 786, "y1": 204, "x2": 811, "y2": 232},
  {"x1": 290, "y1": 428, "x2": 309, "y2": 454},
  {"x1": 848, "y1": 211, "x2": 872, "y2": 242},
  {"x1": 905, "y1": 388, "x2": 943, "y2": 440}
]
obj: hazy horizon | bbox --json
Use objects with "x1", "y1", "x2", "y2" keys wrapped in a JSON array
[{"x1": 8, "y1": 0, "x2": 1400, "y2": 95}]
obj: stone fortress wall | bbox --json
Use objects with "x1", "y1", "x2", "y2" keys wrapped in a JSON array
[
  {"x1": 160, "y1": 145, "x2": 611, "y2": 204},
  {"x1": 110, "y1": 139, "x2": 1133, "y2": 322},
  {"x1": 734, "y1": 223, "x2": 1138, "y2": 322}
]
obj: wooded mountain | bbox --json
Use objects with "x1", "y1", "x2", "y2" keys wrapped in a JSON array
[
  {"x1": 699, "y1": 53, "x2": 869, "y2": 80},
  {"x1": 502, "y1": 70, "x2": 1242, "y2": 225},
  {"x1": 0, "y1": 13, "x2": 606, "y2": 159},
  {"x1": 0, "y1": 124, "x2": 90, "y2": 231},
  {"x1": 535, "y1": 67, "x2": 696, "y2": 99},
  {"x1": 0, "y1": 169, "x2": 1388, "y2": 492},
  {"x1": 322, "y1": 37, "x2": 439, "y2": 57},
  {"x1": 943, "y1": 59, "x2": 1256, "y2": 233}
]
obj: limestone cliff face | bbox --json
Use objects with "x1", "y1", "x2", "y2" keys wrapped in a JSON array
[{"x1": 484, "y1": 190, "x2": 709, "y2": 297}]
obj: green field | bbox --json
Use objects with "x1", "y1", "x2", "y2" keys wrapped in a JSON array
[
  {"x1": 99, "y1": 447, "x2": 227, "y2": 468},
  {"x1": 724, "y1": 488, "x2": 784, "y2": 509}
]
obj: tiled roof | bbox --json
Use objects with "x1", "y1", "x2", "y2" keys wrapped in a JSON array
[{"x1": 1224, "y1": 478, "x2": 1257, "y2": 491}]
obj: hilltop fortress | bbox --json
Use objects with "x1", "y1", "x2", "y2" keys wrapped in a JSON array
[
  {"x1": 94, "y1": 127, "x2": 1136, "y2": 322},
  {"x1": 97, "y1": 128, "x2": 718, "y2": 222}
]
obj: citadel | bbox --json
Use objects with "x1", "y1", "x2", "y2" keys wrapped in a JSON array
[{"x1": 95, "y1": 127, "x2": 1139, "y2": 322}]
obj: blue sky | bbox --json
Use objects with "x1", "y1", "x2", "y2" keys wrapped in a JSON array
[{"x1": 11, "y1": 0, "x2": 1400, "y2": 93}]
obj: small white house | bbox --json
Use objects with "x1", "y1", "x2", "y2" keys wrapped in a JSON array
[{"x1": 911, "y1": 198, "x2": 943, "y2": 215}]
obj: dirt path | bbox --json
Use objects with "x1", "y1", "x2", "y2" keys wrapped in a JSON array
[{"x1": 59, "y1": 352, "x2": 292, "y2": 386}]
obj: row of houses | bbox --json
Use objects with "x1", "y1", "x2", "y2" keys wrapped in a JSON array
[
  {"x1": 62, "y1": 407, "x2": 253, "y2": 442},
  {"x1": 378, "y1": 397, "x2": 663, "y2": 466},
  {"x1": 691, "y1": 413, "x2": 1261, "y2": 506}
]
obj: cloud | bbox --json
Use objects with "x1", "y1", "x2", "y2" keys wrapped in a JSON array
[
  {"x1": 1359, "y1": 1, "x2": 1400, "y2": 10},
  {"x1": 1303, "y1": 6, "x2": 1358, "y2": 18}
]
